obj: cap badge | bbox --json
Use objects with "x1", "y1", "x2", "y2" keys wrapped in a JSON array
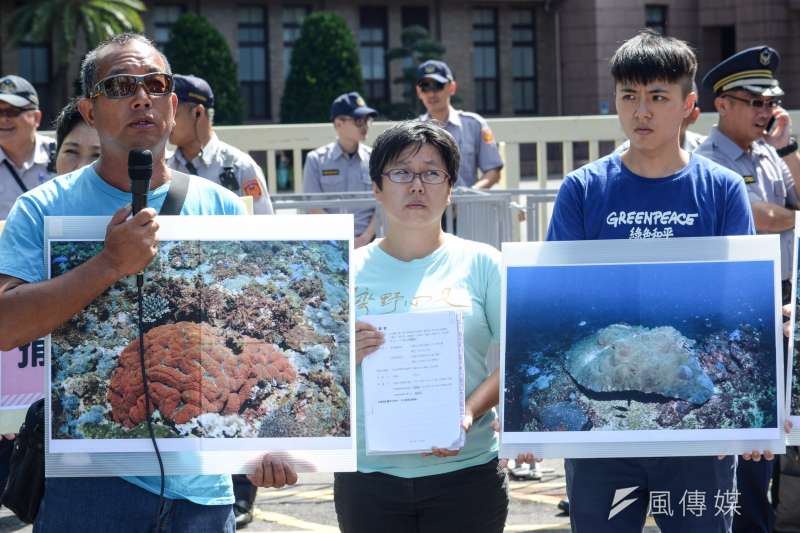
[
  {"x1": 424, "y1": 65, "x2": 435, "y2": 73},
  {"x1": 0, "y1": 79, "x2": 16, "y2": 93},
  {"x1": 356, "y1": 97, "x2": 366, "y2": 107},
  {"x1": 760, "y1": 48, "x2": 771, "y2": 66}
]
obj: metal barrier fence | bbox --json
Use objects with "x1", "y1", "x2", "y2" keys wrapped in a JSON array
[
  {"x1": 39, "y1": 111, "x2": 800, "y2": 195},
  {"x1": 271, "y1": 188, "x2": 558, "y2": 248}
]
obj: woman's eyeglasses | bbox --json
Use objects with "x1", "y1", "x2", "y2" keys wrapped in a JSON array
[
  {"x1": 382, "y1": 169, "x2": 450, "y2": 184},
  {"x1": 90, "y1": 72, "x2": 174, "y2": 99}
]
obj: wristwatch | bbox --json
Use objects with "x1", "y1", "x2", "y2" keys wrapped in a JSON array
[{"x1": 777, "y1": 137, "x2": 798, "y2": 158}]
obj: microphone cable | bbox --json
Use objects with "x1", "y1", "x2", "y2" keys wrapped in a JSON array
[{"x1": 137, "y1": 273, "x2": 166, "y2": 529}]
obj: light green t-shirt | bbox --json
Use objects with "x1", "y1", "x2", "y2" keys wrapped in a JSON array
[{"x1": 354, "y1": 235, "x2": 501, "y2": 478}]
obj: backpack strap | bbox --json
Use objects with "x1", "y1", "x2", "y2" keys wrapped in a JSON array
[{"x1": 159, "y1": 171, "x2": 191, "y2": 216}]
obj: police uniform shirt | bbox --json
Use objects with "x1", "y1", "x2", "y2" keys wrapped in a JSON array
[
  {"x1": 0, "y1": 133, "x2": 55, "y2": 219},
  {"x1": 419, "y1": 106, "x2": 503, "y2": 187},
  {"x1": 167, "y1": 134, "x2": 274, "y2": 214},
  {"x1": 303, "y1": 141, "x2": 374, "y2": 236},
  {"x1": 696, "y1": 126, "x2": 798, "y2": 279}
]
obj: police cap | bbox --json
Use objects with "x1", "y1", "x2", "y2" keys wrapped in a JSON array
[
  {"x1": 702, "y1": 46, "x2": 783, "y2": 97},
  {"x1": 0, "y1": 75, "x2": 39, "y2": 109},
  {"x1": 173, "y1": 74, "x2": 215, "y2": 108},
  {"x1": 330, "y1": 92, "x2": 377, "y2": 121},
  {"x1": 416, "y1": 60, "x2": 454, "y2": 84}
]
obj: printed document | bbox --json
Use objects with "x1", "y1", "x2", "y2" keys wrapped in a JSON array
[{"x1": 360, "y1": 310, "x2": 465, "y2": 455}]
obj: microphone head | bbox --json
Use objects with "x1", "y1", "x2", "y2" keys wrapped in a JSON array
[{"x1": 128, "y1": 149, "x2": 153, "y2": 182}]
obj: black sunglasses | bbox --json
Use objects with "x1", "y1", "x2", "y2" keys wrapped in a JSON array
[
  {"x1": 418, "y1": 80, "x2": 447, "y2": 93},
  {"x1": 90, "y1": 72, "x2": 174, "y2": 99}
]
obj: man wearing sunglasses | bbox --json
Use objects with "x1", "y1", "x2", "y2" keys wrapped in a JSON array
[
  {"x1": 0, "y1": 75, "x2": 56, "y2": 219},
  {"x1": 415, "y1": 60, "x2": 503, "y2": 189},
  {"x1": 303, "y1": 91, "x2": 378, "y2": 247},
  {"x1": 168, "y1": 74, "x2": 273, "y2": 216},
  {"x1": 696, "y1": 45, "x2": 800, "y2": 533},
  {"x1": 0, "y1": 33, "x2": 297, "y2": 532}
]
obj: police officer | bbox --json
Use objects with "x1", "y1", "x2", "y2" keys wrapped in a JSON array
[
  {"x1": 696, "y1": 45, "x2": 800, "y2": 533},
  {"x1": 303, "y1": 92, "x2": 377, "y2": 248},
  {"x1": 167, "y1": 74, "x2": 274, "y2": 215},
  {"x1": 0, "y1": 74, "x2": 55, "y2": 219},
  {"x1": 416, "y1": 60, "x2": 503, "y2": 189}
]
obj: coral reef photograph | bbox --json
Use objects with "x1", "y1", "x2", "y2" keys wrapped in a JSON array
[
  {"x1": 504, "y1": 260, "x2": 779, "y2": 433},
  {"x1": 49, "y1": 239, "x2": 350, "y2": 441}
]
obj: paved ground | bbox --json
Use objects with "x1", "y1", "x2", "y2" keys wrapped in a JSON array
[{"x1": 0, "y1": 459, "x2": 663, "y2": 532}]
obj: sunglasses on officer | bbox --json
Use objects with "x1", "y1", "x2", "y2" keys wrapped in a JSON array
[
  {"x1": 340, "y1": 116, "x2": 373, "y2": 128},
  {"x1": 90, "y1": 72, "x2": 174, "y2": 99},
  {"x1": 0, "y1": 106, "x2": 37, "y2": 119},
  {"x1": 721, "y1": 93, "x2": 782, "y2": 109},
  {"x1": 417, "y1": 80, "x2": 448, "y2": 93}
]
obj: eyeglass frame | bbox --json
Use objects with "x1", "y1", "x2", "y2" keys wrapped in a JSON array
[
  {"x1": 338, "y1": 115, "x2": 374, "y2": 128},
  {"x1": 720, "y1": 93, "x2": 782, "y2": 109},
  {"x1": 0, "y1": 106, "x2": 37, "y2": 118},
  {"x1": 90, "y1": 72, "x2": 174, "y2": 99},
  {"x1": 381, "y1": 168, "x2": 451, "y2": 184},
  {"x1": 417, "y1": 80, "x2": 449, "y2": 93}
]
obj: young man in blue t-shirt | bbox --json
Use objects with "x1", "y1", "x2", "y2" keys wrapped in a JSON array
[{"x1": 544, "y1": 30, "x2": 764, "y2": 533}]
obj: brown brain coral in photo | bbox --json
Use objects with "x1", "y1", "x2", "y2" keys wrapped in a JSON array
[{"x1": 107, "y1": 321, "x2": 296, "y2": 428}]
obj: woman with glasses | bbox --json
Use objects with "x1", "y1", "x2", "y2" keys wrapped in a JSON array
[{"x1": 333, "y1": 121, "x2": 507, "y2": 533}]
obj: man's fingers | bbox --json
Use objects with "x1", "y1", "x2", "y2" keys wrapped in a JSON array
[
  {"x1": 247, "y1": 460, "x2": 264, "y2": 486},
  {"x1": 110, "y1": 205, "x2": 132, "y2": 225},
  {"x1": 764, "y1": 450, "x2": 775, "y2": 461},
  {"x1": 285, "y1": 464, "x2": 298, "y2": 486},
  {"x1": 131, "y1": 207, "x2": 158, "y2": 225},
  {"x1": 270, "y1": 461, "x2": 287, "y2": 488}
]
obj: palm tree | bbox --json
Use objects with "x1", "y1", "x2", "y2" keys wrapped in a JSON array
[
  {"x1": 8, "y1": 0, "x2": 146, "y2": 118},
  {"x1": 9, "y1": 0, "x2": 146, "y2": 60}
]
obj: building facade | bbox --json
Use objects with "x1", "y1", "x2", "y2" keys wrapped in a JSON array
[{"x1": 3, "y1": 0, "x2": 800, "y2": 124}]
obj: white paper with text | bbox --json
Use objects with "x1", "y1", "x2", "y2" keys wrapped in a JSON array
[{"x1": 361, "y1": 311, "x2": 465, "y2": 455}]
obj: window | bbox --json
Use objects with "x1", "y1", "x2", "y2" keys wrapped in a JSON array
[
  {"x1": 282, "y1": 6, "x2": 310, "y2": 79},
  {"x1": 19, "y1": 43, "x2": 51, "y2": 122},
  {"x1": 511, "y1": 9, "x2": 536, "y2": 114},
  {"x1": 401, "y1": 7, "x2": 429, "y2": 72},
  {"x1": 719, "y1": 26, "x2": 736, "y2": 60},
  {"x1": 359, "y1": 7, "x2": 388, "y2": 104},
  {"x1": 645, "y1": 5, "x2": 668, "y2": 35},
  {"x1": 152, "y1": 5, "x2": 185, "y2": 50},
  {"x1": 401, "y1": 7, "x2": 429, "y2": 30},
  {"x1": 472, "y1": 8, "x2": 499, "y2": 114},
  {"x1": 239, "y1": 6, "x2": 271, "y2": 120}
]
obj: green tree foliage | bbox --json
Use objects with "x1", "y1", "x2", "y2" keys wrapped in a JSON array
[
  {"x1": 384, "y1": 25, "x2": 446, "y2": 119},
  {"x1": 9, "y1": 0, "x2": 145, "y2": 67},
  {"x1": 281, "y1": 12, "x2": 363, "y2": 123},
  {"x1": 163, "y1": 13, "x2": 243, "y2": 125}
]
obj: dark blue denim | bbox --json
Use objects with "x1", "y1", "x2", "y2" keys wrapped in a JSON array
[
  {"x1": 33, "y1": 477, "x2": 234, "y2": 533},
  {"x1": 566, "y1": 456, "x2": 736, "y2": 533}
]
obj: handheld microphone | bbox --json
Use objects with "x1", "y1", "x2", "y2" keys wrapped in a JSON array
[
  {"x1": 129, "y1": 149, "x2": 152, "y2": 288},
  {"x1": 129, "y1": 149, "x2": 153, "y2": 215},
  {"x1": 128, "y1": 149, "x2": 165, "y2": 526}
]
